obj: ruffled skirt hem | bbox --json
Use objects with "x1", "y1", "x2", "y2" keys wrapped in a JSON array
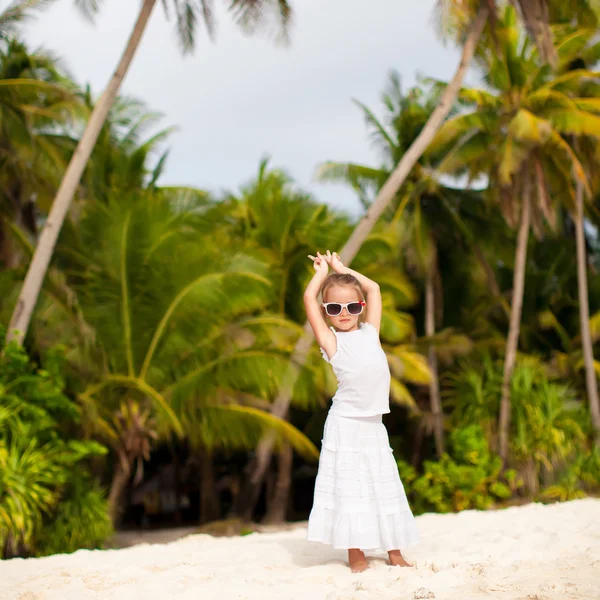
[
  {"x1": 306, "y1": 413, "x2": 420, "y2": 551},
  {"x1": 306, "y1": 506, "x2": 420, "y2": 550}
]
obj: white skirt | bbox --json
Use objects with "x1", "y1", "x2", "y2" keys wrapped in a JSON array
[{"x1": 306, "y1": 412, "x2": 419, "y2": 551}]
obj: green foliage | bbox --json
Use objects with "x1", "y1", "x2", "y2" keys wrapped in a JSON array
[
  {"x1": 0, "y1": 331, "x2": 112, "y2": 558},
  {"x1": 430, "y1": 7, "x2": 600, "y2": 241},
  {"x1": 3, "y1": 3, "x2": 600, "y2": 533},
  {"x1": 399, "y1": 425, "x2": 517, "y2": 514},
  {"x1": 444, "y1": 354, "x2": 592, "y2": 497},
  {"x1": 510, "y1": 363, "x2": 586, "y2": 470},
  {"x1": 542, "y1": 448, "x2": 600, "y2": 501},
  {"x1": 444, "y1": 352, "x2": 501, "y2": 436},
  {"x1": 0, "y1": 36, "x2": 80, "y2": 270},
  {"x1": 35, "y1": 477, "x2": 113, "y2": 556}
]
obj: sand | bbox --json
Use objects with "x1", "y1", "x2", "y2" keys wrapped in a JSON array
[{"x1": 1, "y1": 498, "x2": 598, "y2": 600}]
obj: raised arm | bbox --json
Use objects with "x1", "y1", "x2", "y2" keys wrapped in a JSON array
[
  {"x1": 304, "y1": 255, "x2": 337, "y2": 360},
  {"x1": 323, "y1": 250, "x2": 382, "y2": 333}
]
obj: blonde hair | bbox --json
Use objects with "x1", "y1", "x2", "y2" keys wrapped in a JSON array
[{"x1": 320, "y1": 273, "x2": 367, "y2": 323}]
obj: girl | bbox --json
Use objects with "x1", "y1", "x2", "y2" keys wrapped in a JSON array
[{"x1": 304, "y1": 250, "x2": 419, "y2": 573}]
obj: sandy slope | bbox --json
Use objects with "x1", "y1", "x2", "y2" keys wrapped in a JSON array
[{"x1": 1, "y1": 499, "x2": 598, "y2": 600}]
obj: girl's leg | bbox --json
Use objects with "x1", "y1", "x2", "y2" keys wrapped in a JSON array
[
  {"x1": 348, "y1": 548, "x2": 369, "y2": 572},
  {"x1": 388, "y1": 549, "x2": 412, "y2": 567}
]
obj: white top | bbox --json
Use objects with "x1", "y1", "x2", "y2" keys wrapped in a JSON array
[{"x1": 320, "y1": 321, "x2": 391, "y2": 417}]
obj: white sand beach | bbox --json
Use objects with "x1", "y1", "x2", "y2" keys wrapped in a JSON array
[{"x1": 1, "y1": 499, "x2": 598, "y2": 600}]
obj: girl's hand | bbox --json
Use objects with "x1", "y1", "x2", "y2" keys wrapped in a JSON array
[
  {"x1": 324, "y1": 250, "x2": 345, "y2": 273},
  {"x1": 308, "y1": 253, "x2": 328, "y2": 275}
]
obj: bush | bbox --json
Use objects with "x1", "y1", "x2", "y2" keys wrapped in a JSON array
[
  {"x1": 399, "y1": 425, "x2": 518, "y2": 514},
  {"x1": 0, "y1": 331, "x2": 112, "y2": 558},
  {"x1": 445, "y1": 354, "x2": 589, "y2": 496},
  {"x1": 36, "y1": 477, "x2": 113, "y2": 556},
  {"x1": 541, "y1": 447, "x2": 600, "y2": 502}
]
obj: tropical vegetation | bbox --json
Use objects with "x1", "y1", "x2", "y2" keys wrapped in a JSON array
[{"x1": 1, "y1": 0, "x2": 600, "y2": 559}]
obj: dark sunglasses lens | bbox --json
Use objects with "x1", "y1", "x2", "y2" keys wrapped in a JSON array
[
  {"x1": 327, "y1": 304, "x2": 342, "y2": 316},
  {"x1": 347, "y1": 302, "x2": 363, "y2": 315}
]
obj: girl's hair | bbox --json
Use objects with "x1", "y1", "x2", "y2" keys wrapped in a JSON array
[{"x1": 320, "y1": 273, "x2": 367, "y2": 323}]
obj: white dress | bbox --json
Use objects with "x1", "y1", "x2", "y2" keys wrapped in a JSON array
[{"x1": 306, "y1": 322, "x2": 419, "y2": 551}]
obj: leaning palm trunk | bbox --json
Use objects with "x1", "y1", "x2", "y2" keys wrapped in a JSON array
[
  {"x1": 498, "y1": 180, "x2": 531, "y2": 464},
  {"x1": 6, "y1": 0, "x2": 157, "y2": 345},
  {"x1": 425, "y1": 264, "x2": 445, "y2": 457},
  {"x1": 575, "y1": 177, "x2": 600, "y2": 448},
  {"x1": 239, "y1": 4, "x2": 490, "y2": 520}
]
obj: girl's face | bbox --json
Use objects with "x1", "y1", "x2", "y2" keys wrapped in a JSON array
[{"x1": 323, "y1": 285, "x2": 364, "y2": 332}]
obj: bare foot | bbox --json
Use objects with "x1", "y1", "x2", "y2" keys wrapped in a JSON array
[
  {"x1": 348, "y1": 548, "x2": 369, "y2": 573},
  {"x1": 388, "y1": 549, "x2": 413, "y2": 567}
]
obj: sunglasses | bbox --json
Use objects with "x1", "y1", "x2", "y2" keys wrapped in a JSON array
[{"x1": 322, "y1": 301, "x2": 366, "y2": 317}]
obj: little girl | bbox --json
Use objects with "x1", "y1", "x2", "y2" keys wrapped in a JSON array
[{"x1": 304, "y1": 250, "x2": 419, "y2": 572}]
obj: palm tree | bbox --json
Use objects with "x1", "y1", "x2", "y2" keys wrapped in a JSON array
[
  {"x1": 575, "y1": 162, "x2": 600, "y2": 447},
  {"x1": 7, "y1": 0, "x2": 293, "y2": 345},
  {"x1": 104, "y1": 400, "x2": 157, "y2": 524},
  {"x1": 223, "y1": 160, "x2": 430, "y2": 520},
  {"x1": 214, "y1": 161, "x2": 349, "y2": 521},
  {"x1": 429, "y1": 7, "x2": 600, "y2": 462},
  {"x1": 0, "y1": 37, "x2": 79, "y2": 268},
  {"x1": 78, "y1": 92, "x2": 174, "y2": 203},
  {"x1": 1, "y1": 91, "x2": 174, "y2": 365},
  {"x1": 217, "y1": 161, "x2": 427, "y2": 520},
  {"x1": 317, "y1": 75, "x2": 500, "y2": 458},
  {"x1": 241, "y1": 0, "x2": 593, "y2": 500},
  {"x1": 64, "y1": 185, "x2": 318, "y2": 524},
  {"x1": 558, "y1": 32, "x2": 600, "y2": 447},
  {"x1": 565, "y1": 134, "x2": 600, "y2": 447}
]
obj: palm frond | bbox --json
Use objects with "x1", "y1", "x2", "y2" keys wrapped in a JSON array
[
  {"x1": 227, "y1": 0, "x2": 292, "y2": 44},
  {"x1": 589, "y1": 311, "x2": 600, "y2": 343},
  {"x1": 79, "y1": 375, "x2": 183, "y2": 436},
  {"x1": 0, "y1": 0, "x2": 54, "y2": 38},
  {"x1": 381, "y1": 311, "x2": 414, "y2": 344},
  {"x1": 389, "y1": 347, "x2": 432, "y2": 385},
  {"x1": 184, "y1": 404, "x2": 318, "y2": 460},
  {"x1": 547, "y1": 108, "x2": 600, "y2": 139},
  {"x1": 316, "y1": 161, "x2": 388, "y2": 189},
  {"x1": 430, "y1": 111, "x2": 489, "y2": 151},
  {"x1": 352, "y1": 99, "x2": 398, "y2": 160},
  {"x1": 139, "y1": 270, "x2": 270, "y2": 379},
  {"x1": 166, "y1": 350, "x2": 294, "y2": 410},
  {"x1": 389, "y1": 378, "x2": 418, "y2": 411},
  {"x1": 73, "y1": 0, "x2": 100, "y2": 22}
]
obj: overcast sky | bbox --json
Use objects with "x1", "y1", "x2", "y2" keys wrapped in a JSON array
[{"x1": 23, "y1": 0, "x2": 463, "y2": 218}]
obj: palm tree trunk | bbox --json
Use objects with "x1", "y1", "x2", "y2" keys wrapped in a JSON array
[
  {"x1": 263, "y1": 443, "x2": 293, "y2": 524},
  {"x1": 6, "y1": 0, "x2": 157, "y2": 345},
  {"x1": 108, "y1": 461, "x2": 130, "y2": 527},
  {"x1": 339, "y1": 8, "x2": 489, "y2": 264},
  {"x1": 199, "y1": 448, "x2": 220, "y2": 524},
  {"x1": 173, "y1": 452, "x2": 183, "y2": 524},
  {"x1": 512, "y1": 0, "x2": 557, "y2": 68},
  {"x1": 498, "y1": 182, "x2": 531, "y2": 464},
  {"x1": 425, "y1": 263, "x2": 444, "y2": 458},
  {"x1": 575, "y1": 177, "x2": 600, "y2": 448},
  {"x1": 239, "y1": 3, "x2": 489, "y2": 512}
]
